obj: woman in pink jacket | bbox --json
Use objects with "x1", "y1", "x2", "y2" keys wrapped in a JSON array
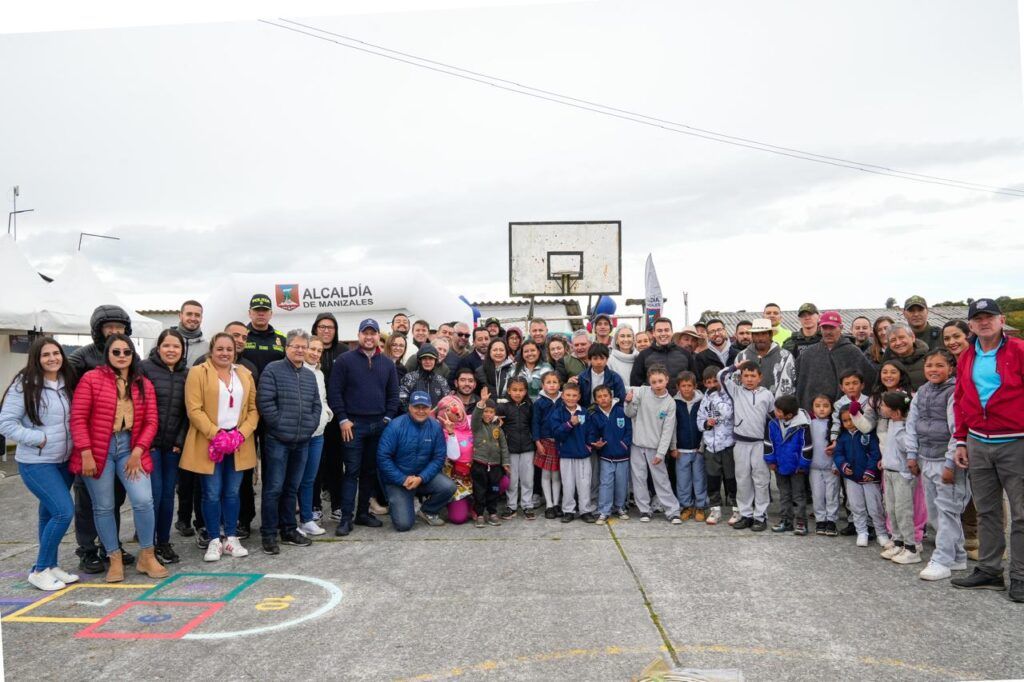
[{"x1": 70, "y1": 334, "x2": 167, "y2": 583}]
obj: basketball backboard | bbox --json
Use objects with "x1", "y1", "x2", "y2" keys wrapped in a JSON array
[{"x1": 508, "y1": 221, "x2": 622, "y2": 297}]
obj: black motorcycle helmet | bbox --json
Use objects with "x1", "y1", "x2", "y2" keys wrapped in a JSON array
[{"x1": 89, "y1": 304, "x2": 133, "y2": 346}]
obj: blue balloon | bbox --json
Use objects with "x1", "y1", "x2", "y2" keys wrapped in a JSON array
[{"x1": 594, "y1": 295, "x2": 617, "y2": 316}]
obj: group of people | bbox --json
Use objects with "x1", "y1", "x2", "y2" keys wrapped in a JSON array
[{"x1": 1, "y1": 294, "x2": 1021, "y2": 604}]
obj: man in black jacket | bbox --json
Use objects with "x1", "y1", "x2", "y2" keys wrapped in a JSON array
[
  {"x1": 242, "y1": 294, "x2": 286, "y2": 373},
  {"x1": 630, "y1": 317, "x2": 694, "y2": 396},
  {"x1": 257, "y1": 329, "x2": 322, "y2": 555},
  {"x1": 694, "y1": 318, "x2": 740, "y2": 378},
  {"x1": 782, "y1": 302, "x2": 823, "y2": 360}
]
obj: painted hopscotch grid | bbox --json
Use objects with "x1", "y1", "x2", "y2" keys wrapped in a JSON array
[
  {"x1": 137, "y1": 572, "x2": 262, "y2": 603},
  {"x1": 76, "y1": 601, "x2": 224, "y2": 640},
  {"x1": 2, "y1": 583, "x2": 155, "y2": 624}
]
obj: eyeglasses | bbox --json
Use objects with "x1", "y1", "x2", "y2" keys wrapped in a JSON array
[
  {"x1": 315, "y1": 324, "x2": 335, "y2": 331},
  {"x1": 110, "y1": 349, "x2": 133, "y2": 357},
  {"x1": 288, "y1": 345, "x2": 309, "y2": 351}
]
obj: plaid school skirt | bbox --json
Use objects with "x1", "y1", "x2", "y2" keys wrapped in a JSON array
[{"x1": 534, "y1": 438, "x2": 560, "y2": 472}]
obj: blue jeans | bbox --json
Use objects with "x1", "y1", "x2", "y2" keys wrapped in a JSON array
[
  {"x1": 82, "y1": 432, "x2": 155, "y2": 552},
  {"x1": 675, "y1": 450, "x2": 708, "y2": 508},
  {"x1": 299, "y1": 435, "x2": 324, "y2": 523},
  {"x1": 201, "y1": 455, "x2": 245, "y2": 538},
  {"x1": 19, "y1": 461, "x2": 74, "y2": 572},
  {"x1": 149, "y1": 448, "x2": 180, "y2": 544},
  {"x1": 597, "y1": 459, "x2": 630, "y2": 516},
  {"x1": 340, "y1": 417, "x2": 386, "y2": 521},
  {"x1": 261, "y1": 435, "x2": 308, "y2": 539},
  {"x1": 386, "y1": 473, "x2": 457, "y2": 532}
]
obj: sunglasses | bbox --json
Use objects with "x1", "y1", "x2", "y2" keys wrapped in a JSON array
[
  {"x1": 110, "y1": 349, "x2": 134, "y2": 358},
  {"x1": 456, "y1": 332, "x2": 471, "y2": 338}
]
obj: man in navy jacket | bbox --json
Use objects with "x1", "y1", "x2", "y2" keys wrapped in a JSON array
[
  {"x1": 328, "y1": 318, "x2": 400, "y2": 536},
  {"x1": 377, "y1": 391, "x2": 456, "y2": 531}
]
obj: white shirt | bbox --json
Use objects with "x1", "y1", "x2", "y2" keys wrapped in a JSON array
[{"x1": 217, "y1": 367, "x2": 242, "y2": 430}]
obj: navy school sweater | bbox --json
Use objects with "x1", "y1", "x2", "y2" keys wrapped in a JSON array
[
  {"x1": 587, "y1": 403, "x2": 632, "y2": 461},
  {"x1": 531, "y1": 392, "x2": 561, "y2": 441},
  {"x1": 549, "y1": 402, "x2": 590, "y2": 459},
  {"x1": 672, "y1": 391, "x2": 704, "y2": 452}
]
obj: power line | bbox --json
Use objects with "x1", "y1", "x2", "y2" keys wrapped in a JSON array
[{"x1": 259, "y1": 18, "x2": 1024, "y2": 198}]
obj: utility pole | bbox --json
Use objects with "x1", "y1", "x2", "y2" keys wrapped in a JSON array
[
  {"x1": 683, "y1": 291, "x2": 690, "y2": 326},
  {"x1": 8, "y1": 186, "x2": 34, "y2": 240}
]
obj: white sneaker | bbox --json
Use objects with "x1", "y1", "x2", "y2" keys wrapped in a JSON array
[
  {"x1": 876, "y1": 533, "x2": 891, "y2": 548},
  {"x1": 369, "y1": 497, "x2": 389, "y2": 515},
  {"x1": 880, "y1": 543, "x2": 899, "y2": 559},
  {"x1": 856, "y1": 533, "x2": 869, "y2": 547},
  {"x1": 892, "y1": 548, "x2": 922, "y2": 564},
  {"x1": 706, "y1": 506, "x2": 721, "y2": 525},
  {"x1": 670, "y1": 516, "x2": 683, "y2": 525},
  {"x1": 49, "y1": 566, "x2": 80, "y2": 584},
  {"x1": 28, "y1": 568, "x2": 66, "y2": 592},
  {"x1": 204, "y1": 538, "x2": 223, "y2": 562},
  {"x1": 949, "y1": 560, "x2": 968, "y2": 571},
  {"x1": 298, "y1": 521, "x2": 326, "y2": 537},
  {"x1": 919, "y1": 560, "x2": 952, "y2": 581},
  {"x1": 727, "y1": 510, "x2": 741, "y2": 526},
  {"x1": 222, "y1": 536, "x2": 249, "y2": 558},
  {"x1": 312, "y1": 509, "x2": 324, "y2": 522}
]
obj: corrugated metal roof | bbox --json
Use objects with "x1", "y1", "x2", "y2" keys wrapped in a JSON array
[
  {"x1": 707, "y1": 306, "x2": 975, "y2": 331},
  {"x1": 472, "y1": 299, "x2": 578, "y2": 307}
]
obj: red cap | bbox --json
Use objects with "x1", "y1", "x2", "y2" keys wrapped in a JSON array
[{"x1": 819, "y1": 311, "x2": 843, "y2": 328}]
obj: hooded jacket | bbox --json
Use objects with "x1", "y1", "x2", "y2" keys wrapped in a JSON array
[
  {"x1": 795, "y1": 337, "x2": 878, "y2": 412},
  {"x1": 882, "y1": 340, "x2": 930, "y2": 391},
  {"x1": 472, "y1": 405, "x2": 510, "y2": 466},
  {"x1": 766, "y1": 409, "x2": 812, "y2": 475},
  {"x1": 630, "y1": 343, "x2": 694, "y2": 396},
  {"x1": 139, "y1": 347, "x2": 190, "y2": 452},
  {"x1": 399, "y1": 344, "x2": 451, "y2": 411},
  {"x1": 735, "y1": 343, "x2": 795, "y2": 398},
  {"x1": 697, "y1": 389, "x2": 735, "y2": 453},
  {"x1": 0, "y1": 377, "x2": 72, "y2": 464},
  {"x1": 310, "y1": 312, "x2": 346, "y2": 378},
  {"x1": 68, "y1": 305, "x2": 133, "y2": 373},
  {"x1": 717, "y1": 366, "x2": 774, "y2": 443}
]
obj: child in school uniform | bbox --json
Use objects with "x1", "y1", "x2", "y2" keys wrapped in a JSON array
[
  {"x1": 833, "y1": 406, "x2": 891, "y2": 548},
  {"x1": 624, "y1": 366, "x2": 682, "y2": 524},
  {"x1": 906, "y1": 348, "x2": 969, "y2": 582},
  {"x1": 549, "y1": 383, "x2": 595, "y2": 523},
  {"x1": 808, "y1": 394, "x2": 840, "y2": 536},
  {"x1": 671, "y1": 371, "x2": 707, "y2": 522},
  {"x1": 500, "y1": 377, "x2": 535, "y2": 520},
  {"x1": 766, "y1": 394, "x2": 813, "y2": 536},
  {"x1": 471, "y1": 390, "x2": 510, "y2": 528},
  {"x1": 878, "y1": 391, "x2": 921, "y2": 564},
  {"x1": 532, "y1": 371, "x2": 563, "y2": 519},
  {"x1": 697, "y1": 366, "x2": 736, "y2": 526},
  {"x1": 718, "y1": 361, "x2": 774, "y2": 532},
  {"x1": 588, "y1": 384, "x2": 632, "y2": 524}
]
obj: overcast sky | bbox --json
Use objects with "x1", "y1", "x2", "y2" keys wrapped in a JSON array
[{"x1": 2, "y1": 0, "x2": 1022, "y2": 321}]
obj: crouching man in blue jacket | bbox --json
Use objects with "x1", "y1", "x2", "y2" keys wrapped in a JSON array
[{"x1": 377, "y1": 391, "x2": 456, "y2": 531}]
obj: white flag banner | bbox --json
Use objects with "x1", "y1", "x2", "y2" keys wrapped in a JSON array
[{"x1": 644, "y1": 253, "x2": 662, "y2": 329}]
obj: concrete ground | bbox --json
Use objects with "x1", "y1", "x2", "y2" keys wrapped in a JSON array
[{"x1": 0, "y1": 474, "x2": 1022, "y2": 681}]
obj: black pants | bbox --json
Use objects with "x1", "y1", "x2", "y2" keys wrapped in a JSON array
[
  {"x1": 471, "y1": 461, "x2": 504, "y2": 515},
  {"x1": 238, "y1": 428, "x2": 263, "y2": 529},
  {"x1": 704, "y1": 447, "x2": 737, "y2": 507},
  {"x1": 315, "y1": 420, "x2": 343, "y2": 512},
  {"x1": 74, "y1": 475, "x2": 125, "y2": 551},
  {"x1": 176, "y1": 470, "x2": 205, "y2": 529}
]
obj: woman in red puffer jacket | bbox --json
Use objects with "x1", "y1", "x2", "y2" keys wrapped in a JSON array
[{"x1": 70, "y1": 333, "x2": 167, "y2": 583}]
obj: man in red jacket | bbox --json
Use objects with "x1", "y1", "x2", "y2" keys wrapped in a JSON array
[{"x1": 951, "y1": 298, "x2": 1024, "y2": 602}]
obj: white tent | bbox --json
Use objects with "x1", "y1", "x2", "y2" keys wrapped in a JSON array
[
  {"x1": 38, "y1": 254, "x2": 163, "y2": 338},
  {"x1": 202, "y1": 267, "x2": 474, "y2": 339},
  {"x1": 0, "y1": 235, "x2": 49, "y2": 332}
]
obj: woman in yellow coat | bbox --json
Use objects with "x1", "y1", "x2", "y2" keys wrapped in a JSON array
[{"x1": 181, "y1": 333, "x2": 259, "y2": 562}]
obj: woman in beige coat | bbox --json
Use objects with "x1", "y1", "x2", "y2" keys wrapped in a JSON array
[{"x1": 181, "y1": 333, "x2": 258, "y2": 562}]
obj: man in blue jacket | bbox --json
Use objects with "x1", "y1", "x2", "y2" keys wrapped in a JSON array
[
  {"x1": 328, "y1": 318, "x2": 400, "y2": 536},
  {"x1": 257, "y1": 329, "x2": 322, "y2": 555},
  {"x1": 377, "y1": 391, "x2": 456, "y2": 531}
]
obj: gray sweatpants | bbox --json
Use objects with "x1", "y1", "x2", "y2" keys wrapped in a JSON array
[
  {"x1": 920, "y1": 458, "x2": 970, "y2": 567},
  {"x1": 559, "y1": 457, "x2": 593, "y2": 515},
  {"x1": 968, "y1": 438, "x2": 1024, "y2": 580},
  {"x1": 734, "y1": 440, "x2": 770, "y2": 521},
  {"x1": 883, "y1": 470, "x2": 916, "y2": 545},
  {"x1": 506, "y1": 451, "x2": 535, "y2": 511},
  {"x1": 630, "y1": 446, "x2": 680, "y2": 518},
  {"x1": 809, "y1": 468, "x2": 840, "y2": 522},
  {"x1": 846, "y1": 481, "x2": 885, "y2": 535}
]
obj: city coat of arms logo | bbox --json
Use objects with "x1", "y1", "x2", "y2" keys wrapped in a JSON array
[{"x1": 276, "y1": 284, "x2": 300, "y2": 311}]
